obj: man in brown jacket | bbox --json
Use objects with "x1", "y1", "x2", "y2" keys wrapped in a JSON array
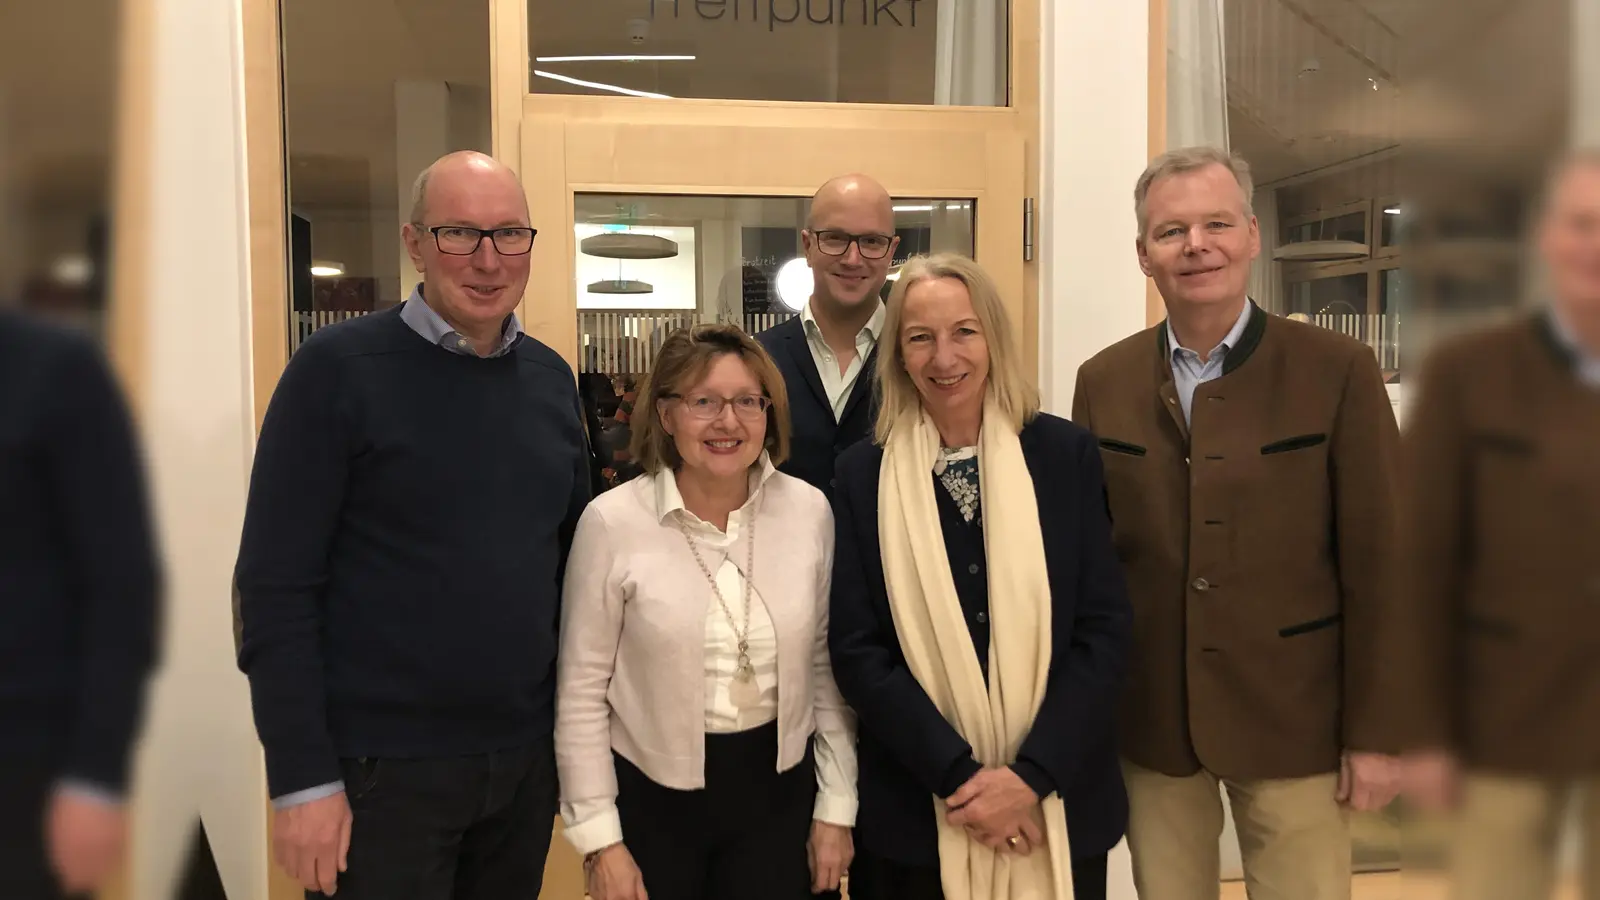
[
  {"x1": 1071, "y1": 146, "x2": 1403, "y2": 900},
  {"x1": 1400, "y1": 149, "x2": 1600, "y2": 899}
]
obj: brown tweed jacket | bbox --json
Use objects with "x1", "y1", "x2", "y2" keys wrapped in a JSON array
[
  {"x1": 1400, "y1": 313, "x2": 1600, "y2": 775},
  {"x1": 1072, "y1": 303, "x2": 1404, "y2": 779}
]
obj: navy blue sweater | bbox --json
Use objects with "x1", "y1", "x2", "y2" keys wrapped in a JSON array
[
  {"x1": 235, "y1": 307, "x2": 590, "y2": 798},
  {"x1": 0, "y1": 311, "x2": 160, "y2": 792}
]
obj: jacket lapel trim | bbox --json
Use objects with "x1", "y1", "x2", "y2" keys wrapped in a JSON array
[
  {"x1": 838, "y1": 343, "x2": 880, "y2": 425},
  {"x1": 784, "y1": 323, "x2": 830, "y2": 413}
]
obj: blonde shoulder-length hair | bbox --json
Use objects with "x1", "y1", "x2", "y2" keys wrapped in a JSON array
[{"x1": 873, "y1": 252, "x2": 1039, "y2": 445}]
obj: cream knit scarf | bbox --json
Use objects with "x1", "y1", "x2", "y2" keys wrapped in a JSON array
[{"x1": 877, "y1": 399, "x2": 1073, "y2": 900}]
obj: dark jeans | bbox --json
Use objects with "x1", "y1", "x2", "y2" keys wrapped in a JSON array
[
  {"x1": 848, "y1": 846, "x2": 1109, "y2": 900},
  {"x1": 614, "y1": 722, "x2": 838, "y2": 900},
  {"x1": 0, "y1": 752, "x2": 80, "y2": 900},
  {"x1": 313, "y1": 734, "x2": 557, "y2": 900}
]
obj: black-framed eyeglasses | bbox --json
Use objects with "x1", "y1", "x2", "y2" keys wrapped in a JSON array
[
  {"x1": 809, "y1": 230, "x2": 894, "y2": 259},
  {"x1": 663, "y1": 392, "x2": 772, "y2": 421},
  {"x1": 420, "y1": 225, "x2": 537, "y2": 256}
]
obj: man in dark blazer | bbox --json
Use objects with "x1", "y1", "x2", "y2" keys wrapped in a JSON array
[
  {"x1": 0, "y1": 310, "x2": 161, "y2": 900},
  {"x1": 756, "y1": 174, "x2": 899, "y2": 497},
  {"x1": 1399, "y1": 149, "x2": 1600, "y2": 899},
  {"x1": 1072, "y1": 146, "x2": 1404, "y2": 900}
]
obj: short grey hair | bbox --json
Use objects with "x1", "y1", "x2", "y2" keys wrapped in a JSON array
[
  {"x1": 1134, "y1": 146, "x2": 1255, "y2": 236},
  {"x1": 408, "y1": 167, "x2": 432, "y2": 225}
]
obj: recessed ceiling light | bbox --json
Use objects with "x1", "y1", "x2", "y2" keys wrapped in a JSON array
[
  {"x1": 534, "y1": 69, "x2": 671, "y2": 99},
  {"x1": 535, "y1": 55, "x2": 696, "y2": 63},
  {"x1": 1383, "y1": 207, "x2": 1401, "y2": 215},
  {"x1": 311, "y1": 261, "x2": 345, "y2": 277}
]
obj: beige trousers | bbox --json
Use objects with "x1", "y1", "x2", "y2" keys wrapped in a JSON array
[
  {"x1": 1121, "y1": 760, "x2": 1352, "y2": 900},
  {"x1": 1448, "y1": 775, "x2": 1600, "y2": 900}
]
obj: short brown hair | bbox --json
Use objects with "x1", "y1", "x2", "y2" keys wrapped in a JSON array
[{"x1": 628, "y1": 323, "x2": 791, "y2": 473}]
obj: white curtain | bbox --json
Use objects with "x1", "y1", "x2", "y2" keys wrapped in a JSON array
[
  {"x1": 1167, "y1": 0, "x2": 1230, "y2": 149},
  {"x1": 1576, "y1": 0, "x2": 1600, "y2": 146},
  {"x1": 935, "y1": 0, "x2": 1007, "y2": 106},
  {"x1": 1249, "y1": 186, "x2": 1283, "y2": 313}
]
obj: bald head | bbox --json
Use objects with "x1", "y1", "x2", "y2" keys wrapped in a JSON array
[
  {"x1": 802, "y1": 173, "x2": 899, "y2": 317},
  {"x1": 408, "y1": 151, "x2": 527, "y2": 226},
  {"x1": 807, "y1": 174, "x2": 894, "y2": 231}
]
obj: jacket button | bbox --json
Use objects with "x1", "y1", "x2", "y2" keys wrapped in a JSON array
[
  {"x1": 1191, "y1": 577, "x2": 1211, "y2": 592},
  {"x1": 968, "y1": 563, "x2": 980, "y2": 575},
  {"x1": 976, "y1": 611, "x2": 988, "y2": 624},
  {"x1": 830, "y1": 478, "x2": 837, "y2": 488}
]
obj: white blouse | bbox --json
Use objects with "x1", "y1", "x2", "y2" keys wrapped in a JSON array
[{"x1": 558, "y1": 455, "x2": 857, "y2": 855}]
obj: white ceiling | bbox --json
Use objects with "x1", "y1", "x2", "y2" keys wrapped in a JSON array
[{"x1": 1226, "y1": 0, "x2": 1566, "y2": 186}]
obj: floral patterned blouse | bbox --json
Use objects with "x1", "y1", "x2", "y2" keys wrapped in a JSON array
[{"x1": 934, "y1": 446, "x2": 980, "y2": 524}]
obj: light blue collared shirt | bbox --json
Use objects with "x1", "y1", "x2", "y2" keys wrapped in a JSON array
[
  {"x1": 272, "y1": 285, "x2": 526, "y2": 812},
  {"x1": 1548, "y1": 306, "x2": 1600, "y2": 389},
  {"x1": 1167, "y1": 301, "x2": 1253, "y2": 425},
  {"x1": 398, "y1": 283, "x2": 523, "y2": 358}
]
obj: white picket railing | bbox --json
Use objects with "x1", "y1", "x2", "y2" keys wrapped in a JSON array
[
  {"x1": 578, "y1": 310, "x2": 797, "y2": 374},
  {"x1": 1309, "y1": 313, "x2": 1401, "y2": 371},
  {"x1": 290, "y1": 309, "x2": 369, "y2": 353}
]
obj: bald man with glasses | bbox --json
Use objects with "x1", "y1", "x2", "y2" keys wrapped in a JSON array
[
  {"x1": 756, "y1": 174, "x2": 900, "y2": 500},
  {"x1": 236, "y1": 151, "x2": 590, "y2": 900}
]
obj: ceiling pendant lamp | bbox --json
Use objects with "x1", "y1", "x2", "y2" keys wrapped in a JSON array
[
  {"x1": 1272, "y1": 240, "x2": 1371, "y2": 262},
  {"x1": 580, "y1": 233, "x2": 679, "y2": 259},
  {"x1": 586, "y1": 279, "x2": 654, "y2": 294}
]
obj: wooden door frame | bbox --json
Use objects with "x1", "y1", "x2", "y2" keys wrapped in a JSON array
[
  {"x1": 519, "y1": 106, "x2": 1027, "y2": 373},
  {"x1": 1146, "y1": 0, "x2": 1169, "y2": 328}
]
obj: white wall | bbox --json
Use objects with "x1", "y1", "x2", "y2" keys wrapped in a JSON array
[
  {"x1": 126, "y1": 0, "x2": 269, "y2": 897},
  {"x1": 1037, "y1": 1, "x2": 1150, "y2": 895}
]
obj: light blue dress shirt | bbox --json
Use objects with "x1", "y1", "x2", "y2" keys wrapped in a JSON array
[
  {"x1": 1167, "y1": 301, "x2": 1254, "y2": 426},
  {"x1": 1548, "y1": 306, "x2": 1600, "y2": 389}
]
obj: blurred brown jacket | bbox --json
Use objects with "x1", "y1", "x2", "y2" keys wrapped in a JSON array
[
  {"x1": 1400, "y1": 312, "x2": 1600, "y2": 774},
  {"x1": 1073, "y1": 303, "x2": 1405, "y2": 779}
]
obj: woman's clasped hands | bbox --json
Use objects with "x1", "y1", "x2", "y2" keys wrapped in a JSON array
[{"x1": 945, "y1": 767, "x2": 1044, "y2": 855}]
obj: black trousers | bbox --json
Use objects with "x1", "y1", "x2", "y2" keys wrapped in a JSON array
[
  {"x1": 847, "y1": 845, "x2": 1109, "y2": 900},
  {"x1": 0, "y1": 752, "x2": 80, "y2": 900},
  {"x1": 615, "y1": 722, "x2": 835, "y2": 900},
  {"x1": 315, "y1": 734, "x2": 557, "y2": 900}
]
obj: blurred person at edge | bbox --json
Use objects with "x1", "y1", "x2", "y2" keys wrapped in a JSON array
[
  {"x1": 756, "y1": 174, "x2": 899, "y2": 502},
  {"x1": 0, "y1": 309, "x2": 160, "y2": 899},
  {"x1": 235, "y1": 151, "x2": 590, "y2": 899},
  {"x1": 1399, "y1": 149, "x2": 1600, "y2": 900},
  {"x1": 1072, "y1": 146, "x2": 1404, "y2": 900},
  {"x1": 828, "y1": 253, "x2": 1132, "y2": 900},
  {"x1": 557, "y1": 324, "x2": 855, "y2": 900}
]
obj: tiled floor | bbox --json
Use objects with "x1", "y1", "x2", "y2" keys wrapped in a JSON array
[{"x1": 1222, "y1": 872, "x2": 1582, "y2": 899}]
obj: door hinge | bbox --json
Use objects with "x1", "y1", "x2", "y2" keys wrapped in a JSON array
[{"x1": 1023, "y1": 198, "x2": 1036, "y2": 262}]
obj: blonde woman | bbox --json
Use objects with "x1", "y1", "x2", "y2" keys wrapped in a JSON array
[
  {"x1": 827, "y1": 254, "x2": 1132, "y2": 900},
  {"x1": 557, "y1": 324, "x2": 857, "y2": 900}
]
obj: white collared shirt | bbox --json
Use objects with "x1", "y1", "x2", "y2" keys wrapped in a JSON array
[
  {"x1": 801, "y1": 300, "x2": 886, "y2": 421},
  {"x1": 655, "y1": 456, "x2": 782, "y2": 734}
]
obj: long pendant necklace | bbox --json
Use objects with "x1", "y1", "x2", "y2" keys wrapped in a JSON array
[{"x1": 680, "y1": 514, "x2": 761, "y2": 709}]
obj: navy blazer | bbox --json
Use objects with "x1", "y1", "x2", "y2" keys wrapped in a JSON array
[
  {"x1": 755, "y1": 317, "x2": 877, "y2": 499},
  {"x1": 828, "y1": 412, "x2": 1132, "y2": 866}
]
